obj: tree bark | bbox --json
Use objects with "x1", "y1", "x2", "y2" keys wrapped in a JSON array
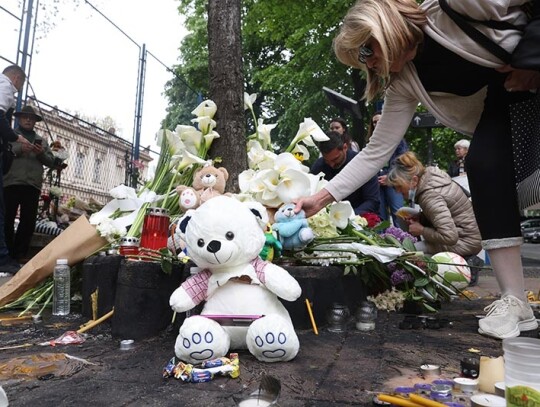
[{"x1": 207, "y1": 0, "x2": 246, "y2": 193}]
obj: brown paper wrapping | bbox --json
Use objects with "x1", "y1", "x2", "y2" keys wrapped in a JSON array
[{"x1": 0, "y1": 216, "x2": 107, "y2": 307}]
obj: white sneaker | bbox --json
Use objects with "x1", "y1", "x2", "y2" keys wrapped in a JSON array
[{"x1": 478, "y1": 295, "x2": 538, "y2": 339}]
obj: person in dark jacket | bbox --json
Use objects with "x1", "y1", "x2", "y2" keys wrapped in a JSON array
[
  {"x1": 4, "y1": 105, "x2": 59, "y2": 262},
  {"x1": 310, "y1": 131, "x2": 380, "y2": 215},
  {"x1": 447, "y1": 139, "x2": 470, "y2": 177}
]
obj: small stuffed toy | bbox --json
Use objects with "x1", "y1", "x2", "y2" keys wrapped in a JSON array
[
  {"x1": 272, "y1": 203, "x2": 314, "y2": 250},
  {"x1": 175, "y1": 165, "x2": 229, "y2": 212},
  {"x1": 169, "y1": 196, "x2": 301, "y2": 364}
]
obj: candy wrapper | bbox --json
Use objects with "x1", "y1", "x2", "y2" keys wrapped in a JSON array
[
  {"x1": 39, "y1": 331, "x2": 86, "y2": 347},
  {"x1": 163, "y1": 353, "x2": 240, "y2": 382}
]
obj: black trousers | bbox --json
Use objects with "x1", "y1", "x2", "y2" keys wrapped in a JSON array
[
  {"x1": 466, "y1": 80, "x2": 529, "y2": 240},
  {"x1": 4, "y1": 185, "x2": 40, "y2": 259}
]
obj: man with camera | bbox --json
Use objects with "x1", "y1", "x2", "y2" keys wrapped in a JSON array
[{"x1": 3, "y1": 105, "x2": 59, "y2": 266}]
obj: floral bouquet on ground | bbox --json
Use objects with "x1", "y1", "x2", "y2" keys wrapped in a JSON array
[{"x1": 281, "y1": 202, "x2": 459, "y2": 312}]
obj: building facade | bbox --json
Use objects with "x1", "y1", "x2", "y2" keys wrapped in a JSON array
[{"x1": 33, "y1": 104, "x2": 153, "y2": 206}]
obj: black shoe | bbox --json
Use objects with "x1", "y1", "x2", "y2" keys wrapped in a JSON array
[{"x1": 0, "y1": 258, "x2": 22, "y2": 275}]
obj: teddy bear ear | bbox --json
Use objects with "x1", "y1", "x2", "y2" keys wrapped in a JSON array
[
  {"x1": 178, "y1": 213, "x2": 192, "y2": 236},
  {"x1": 243, "y1": 201, "x2": 269, "y2": 231},
  {"x1": 218, "y1": 167, "x2": 229, "y2": 181}
]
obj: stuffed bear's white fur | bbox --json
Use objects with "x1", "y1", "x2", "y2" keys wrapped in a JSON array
[{"x1": 169, "y1": 196, "x2": 301, "y2": 364}]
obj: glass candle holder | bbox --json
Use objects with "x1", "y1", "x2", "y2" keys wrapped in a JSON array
[
  {"x1": 355, "y1": 301, "x2": 377, "y2": 331},
  {"x1": 326, "y1": 303, "x2": 350, "y2": 333},
  {"x1": 119, "y1": 236, "x2": 140, "y2": 256},
  {"x1": 140, "y1": 207, "x2": 170, "y2": 250}
]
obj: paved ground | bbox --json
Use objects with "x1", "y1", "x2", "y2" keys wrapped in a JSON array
[{"x1": 0, "y1": 265, "x2": 538, "y2": 406}]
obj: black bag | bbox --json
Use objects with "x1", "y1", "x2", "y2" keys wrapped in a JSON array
[
  {"x1": 2, "y1": 142, "x2": 14, "y2": 175},
  {"x1": 439, "y1": 0, "x2": 540, "y2": 210}
]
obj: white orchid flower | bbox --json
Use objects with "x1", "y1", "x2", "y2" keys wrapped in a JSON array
[
  {"x1": 191, "y1": 116, "x2": 216, "y2": 134},
  {"x1": 329, "y1": 201, "x2": 354, "y2": 229},
  {"x1": 276, "y1": 168, "x2": 312, "y2": 203},
  {"x1": 191, "y1": 100, "x2": 217, "y2": 119},
  {"x1": 244, "y1": 92, "x2": 257, "y2": 111},
  {"x1": 256, "y1": 118, "x2": 277, "y2": 149}
]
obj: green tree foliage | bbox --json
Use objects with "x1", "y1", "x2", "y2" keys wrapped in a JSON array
[{"x1": 164, "y1": 0, "x2": 462, "y2": 167}]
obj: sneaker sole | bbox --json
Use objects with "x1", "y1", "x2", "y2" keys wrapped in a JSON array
[{"x1": 478, "y1": 317, "x2": 539, "y2": 339}]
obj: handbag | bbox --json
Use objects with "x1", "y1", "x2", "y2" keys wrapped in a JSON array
[
  {"x1": 2, "y1": 142, "x2": 14, "y2": 175},
  {"x1": 439, "y1": 0, "x2": 540, "y2": 210}
]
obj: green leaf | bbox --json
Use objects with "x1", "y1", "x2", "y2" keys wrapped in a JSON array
[
  {"x1": 402, "y1": 237, "x2": 417, "y2": 252},
  {"x1": 384, "y1": 235, "x2": 402, "y2": 248},
  {"x1": 161, "y1": 259, "x2": 172, "y2": 275}
]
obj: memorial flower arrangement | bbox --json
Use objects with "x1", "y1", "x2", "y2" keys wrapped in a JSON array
[{"x1": 282, "y1": 203, "x2": 457, "y2": 312}]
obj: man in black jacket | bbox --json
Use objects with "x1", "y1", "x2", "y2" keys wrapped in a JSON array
[{"x1": 310, "y1": 131, "x2": 380, "y2": 215}]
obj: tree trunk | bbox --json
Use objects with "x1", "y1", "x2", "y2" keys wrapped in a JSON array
[{"x1": 207, "y1": 0, "x2": 246, "y2": 193}]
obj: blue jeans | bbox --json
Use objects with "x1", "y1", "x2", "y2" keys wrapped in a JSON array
[{"x1": 379, "y1": 185, "x2": 404, "y2": 226}]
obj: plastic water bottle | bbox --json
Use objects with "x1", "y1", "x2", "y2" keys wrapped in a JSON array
[{"x1": 52, "y1": 259, "x2": 70, "y2": 316}]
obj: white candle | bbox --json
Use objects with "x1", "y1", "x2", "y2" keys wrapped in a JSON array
[
  {"x1": 470, "y1": 394, "x2": 506, "y2": 407},
  {"x1": 420, "y1": 364, "x2": 441, "y2": 376},
  {"x1": 237, "y1": 398, "x2": 272, "y2": 407}
]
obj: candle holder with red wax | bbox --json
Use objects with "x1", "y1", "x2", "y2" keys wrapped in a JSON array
[
  {"x1": 139, "y1": 207, "x2": 170, "y2": 251},
  {"x1": 119, "y1": 236, "x2": 140, "y2": 256}
]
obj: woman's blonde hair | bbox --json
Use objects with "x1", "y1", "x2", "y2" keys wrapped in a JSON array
[
  {"x1": 333, "y1": 0, "x2": 426, "y2": 101},
  {"x1": 387, "y1": 151, "x2": 425, "y2": 189}
]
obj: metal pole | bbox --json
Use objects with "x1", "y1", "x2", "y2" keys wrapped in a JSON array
[
  {"x1": 16, "y1": 0, "x2": 34, "y2": 110},
  {"x1": 131, "y1": 43, "x2": 146, "y2": 187}
]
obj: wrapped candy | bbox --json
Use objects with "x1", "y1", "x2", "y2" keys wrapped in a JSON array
[{"x1": 163, "y1": 353, "x2": 240, "y2": 382}]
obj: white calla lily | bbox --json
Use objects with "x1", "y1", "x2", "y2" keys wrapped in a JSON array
[
  {"x1": 163, "y1": 129, "x2": 186, "y2": 154},
  {"x1": 276, "y1": 169, "x2": 312, "y2": 203},
  {"x1": 256, "y1": 118, "x2": 277, "y2": 149},
  {"x1": 192, "y1": 116, "x2": 216, "y2": 134},
  {"x1": 287, "y1": 118, "x2": 329, "y2": 151},
  {"x1": 291, "y1": 143, "x2": 310, "y2": 161},
  {"x1": 238, "y1": 169, "x2": 256, "y2": 193},
  {"x1": 191, "y1": 100, "x2": 217, "y2": 119},
  {"x1": 177, "y1": 150, "x2": 208, "y2": 171},
  {"x1": 176, "y1": 124, "x2": 203, "y2": 151},
  {"x1": 244, "y1": 92, "x2": 257, "y2": 111},
  {"x1": 204, "y1": 130, "x2": 220, "y2": 149},
  {"x1": 110, "y1": 184, "x2": 138, "y2": 200},
  {"x1": 329, "y1": 201, "x2": 354, "y2": 229},
  {"x1": 274, "y1": 152, "x2": 307, "y2": 173}
]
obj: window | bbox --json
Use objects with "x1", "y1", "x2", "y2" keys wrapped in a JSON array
[
  {"x1": 74, "y1": 152, "x2": 85, "y2": 179},
  {"x1": 93, "y1": 158, "x2": 102, "y2": 183}
]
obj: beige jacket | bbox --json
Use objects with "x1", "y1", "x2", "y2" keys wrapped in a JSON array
[
  {"x1": 415, "y1": 167, "x2": 481, "y2": 256},
  {"x1": 325, "y1": 0, "x2": 528, "y2": 202}
]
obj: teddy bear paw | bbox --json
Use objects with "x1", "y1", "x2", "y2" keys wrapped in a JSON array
[
  {"x1": 299, "y1": 227, "x2": 314, "y2": 244},
  {"x1": 246, "y1": 315, "x2": 299, "y2": 363},
  {"x1": 175, "y1": 316, "x2": 230, "y2": 364}
]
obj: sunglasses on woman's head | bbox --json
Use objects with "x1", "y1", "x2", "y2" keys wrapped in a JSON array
[{"x1": 358, "y1": 45, "x2": 374, "y2": 64}]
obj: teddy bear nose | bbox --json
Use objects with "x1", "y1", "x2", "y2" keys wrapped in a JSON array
[{"x1": 207, "y1": 240, "x2": 221, "y2": 253}]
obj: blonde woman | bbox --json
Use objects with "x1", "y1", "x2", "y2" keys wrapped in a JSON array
[
  {"x1": 295, "y1": 0, "x2": 540, "y2": 339},
  {"x1": 387, "y1": 151, "x2": 481, "y2": 257}
]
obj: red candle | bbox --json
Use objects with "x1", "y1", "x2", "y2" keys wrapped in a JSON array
[
  {"x1": 140, "y1": 207, "x2": 170, "y2": 250},
  {"x1": 119, "y1": 237, "x2": 140, "y2": 256}
]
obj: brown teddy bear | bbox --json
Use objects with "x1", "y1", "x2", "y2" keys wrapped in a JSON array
[{"x1": 175, "y1": 165, "x2": 229, "y2": 212}]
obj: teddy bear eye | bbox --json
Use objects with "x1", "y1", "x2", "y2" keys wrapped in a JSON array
[
  {"x1": 225, "y1": 231, "x2": 234, "y2": 241},
  {"x1": 197, "y1": 238, "x2": 205, "y2": 247}
]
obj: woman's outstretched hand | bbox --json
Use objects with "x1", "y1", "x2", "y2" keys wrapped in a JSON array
[
  {"x1": 498, "y1": 65, "x2": 540, "y2": 92},
  {"x1": 293, "y1": 189, "x2": 335, "y2": 218}
]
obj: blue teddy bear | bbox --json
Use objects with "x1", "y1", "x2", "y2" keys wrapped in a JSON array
[{"x1": 272, "y1": 203, "x2": 315, "y2": 250}]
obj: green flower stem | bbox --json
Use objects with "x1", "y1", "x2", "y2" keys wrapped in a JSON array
[
  {"x1": 19, "y1": 282, "x2": 53, "y2": 317},
  {"x1": 249, "y1": 107, "x2": 258, "y2": 140},
  {"x1": 37, "y1": 291, "x2": 53, "y2": 316},
  {"x1": 349, "y1": 229, "x2": 378, "y2": 245}
]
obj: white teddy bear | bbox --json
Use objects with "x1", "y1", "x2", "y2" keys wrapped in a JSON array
[{"x1": 169, "y1": 196, "x2": 302, "y2": 364}]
